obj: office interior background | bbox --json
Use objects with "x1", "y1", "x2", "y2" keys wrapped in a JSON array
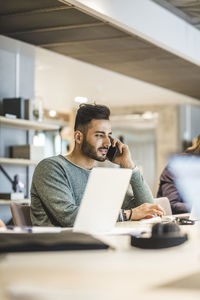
[{"x1": 0, "y1": 0, "x2": 200, "y2": 224}]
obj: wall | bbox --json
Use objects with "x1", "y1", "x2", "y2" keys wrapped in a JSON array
[
  {"x1": 34, "y1": 45, "x2": 200, "y2": 195},
  {"x1": 0, "y1": 35, "x2": 35, "y2": 223},
  {"x1": 111, "y1": 104, "x2": 179, "y2": 195},
  {"x1": 179, "y1": 104, "x2": 200, "y2": 145},
  {"x1": 1, "y1": 34, "x2": 200, "y2": 220},
  {"x1": 35, "y1": 46, "x2": 199, "y2": 113}
]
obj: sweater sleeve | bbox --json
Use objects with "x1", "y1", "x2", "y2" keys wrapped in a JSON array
[
  {"x1": 122, "y1": 167, "x2": 154, "y2": 209},
  {"x1": 31, "y1": 158, "x2": 79, "y2": 227}
]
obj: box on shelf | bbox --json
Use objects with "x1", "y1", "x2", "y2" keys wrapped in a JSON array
[
  {"x1": 2, "y1": 97, "x2": 30, "y2": 120},
  {"x1": 11, "y1": 145, "x2": 44, "y2": 161},
  {"x1": 0, "y1": 193, "x2": 25, "y2": 200}
]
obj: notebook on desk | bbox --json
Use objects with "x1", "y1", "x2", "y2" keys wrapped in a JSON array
[{"x1": 73, "y1": 167, "x2": 132, "y2": 234}]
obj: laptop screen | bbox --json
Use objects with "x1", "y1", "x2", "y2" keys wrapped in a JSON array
[
  {"x1": 168, "y1": 155, "x2": 200, "y2": 219},
  {"x1": 73, "y1": 167, "x2": 132, "y2": 234}
]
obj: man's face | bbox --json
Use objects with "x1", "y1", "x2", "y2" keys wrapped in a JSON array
[{"x1": 81, "y1": 119, "x2": 112, "y2": 162}]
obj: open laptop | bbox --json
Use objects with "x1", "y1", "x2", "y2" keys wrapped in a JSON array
[
  {"x1": 168, "y1": 154, "x2": 200, "y2": 219},
  {"x1": 73, "y1": 167, "x2": 133, "y2": 234},
  {"x1": 162, "y1": 154, "x2": 200, "y2": 291}
]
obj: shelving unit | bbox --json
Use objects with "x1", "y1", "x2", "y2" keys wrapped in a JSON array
[
  {"x1": 0, "y1": 117, "x2": 60, "y2": 165},
  {"x1": 0, "y1": 116, "x2": 60, "y2": 131},
  {"x1": 0, "y1": 199, "x2": 31, "y2": 205},
  {"x1": 0, "y1": 116, "x2": 60, "y2": 201},
  {"x1": 0, "y1": 157, "x2": 38, "y2": 166}
]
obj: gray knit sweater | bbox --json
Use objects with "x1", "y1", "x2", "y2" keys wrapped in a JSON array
[{"x1": 30, "y1": 155, "x2": 154, "y2": 227}]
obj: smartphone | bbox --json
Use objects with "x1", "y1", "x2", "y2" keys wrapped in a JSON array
[{"x1": 106, "y1": 145, "x2": 118, "y2": 161}]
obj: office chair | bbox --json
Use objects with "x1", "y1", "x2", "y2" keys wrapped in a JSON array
[
  {"x1": 154, "y1": 197, "x2": 172, "y2": 215},
  {"x1": 10, "y1": 202, "x2": 32, "y2": 226}
]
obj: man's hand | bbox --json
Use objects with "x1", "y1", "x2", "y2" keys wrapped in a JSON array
[
  {"x1": 109, "y1": 138, "x2": 135, "y2": 169},
  {"x1": 0, "y1": 219, "x2": 5, "y2": 227},
  {"x1": 131, "y1": 203, "x2": 165, "y2": 220}
]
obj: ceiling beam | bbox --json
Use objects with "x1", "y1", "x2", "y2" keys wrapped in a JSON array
[
  {"x1": 4, "y1": 22, "x2": 104, "y2": 35},
  {"x1": 152, "y1": 0, "x2": 200, "y2": 26},
  {"x1": 66, "y1": 0, "x2": 200, "y2": 67},
  {"x1": 40, "y1": 35, "x2": 131, "y2": 47},
  {"x1": 0, "y1": 5, "x2": 73, "y2": 17}
]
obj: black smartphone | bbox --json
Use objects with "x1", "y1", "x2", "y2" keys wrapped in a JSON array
[{"x1": 106, "y1": 145, "x2": 118, "y2": 161}]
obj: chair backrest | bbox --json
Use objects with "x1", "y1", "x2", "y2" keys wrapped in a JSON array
[
  {"x1": 10, "y1": 202, "x2": 32, "y2": 226},
  {"x1": 154, "y1": 197, "x2": 172, "y2": 216}
]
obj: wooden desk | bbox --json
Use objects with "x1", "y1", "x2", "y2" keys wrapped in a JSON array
[{"x1": 0, "y1": 222, "x2": 200, "y2": 300}]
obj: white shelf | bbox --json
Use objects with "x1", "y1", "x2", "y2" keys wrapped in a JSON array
[
  {"x1": 0, "y1": 116, "x2": 59, "y2": 131},
  {"x1": 0, "y1": 199, "x2": 31, "y2": 205},
  {"x1": 0, "y1": 157, "x2": 38, "y2": 166}
]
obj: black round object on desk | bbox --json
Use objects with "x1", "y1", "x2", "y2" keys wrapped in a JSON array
[
  {"x1": 152, "y1": 222, "x2": 180, "y2": 236},
  {"x1": 131, "y1": 223, "x2": 188, "y2": 249}
]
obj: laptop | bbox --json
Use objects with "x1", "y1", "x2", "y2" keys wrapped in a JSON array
[
  {"x1": 73, "y1": 167, "x2": 132, "y2": 234},
  {"x1": 158, "y1": 155, "x2": 200, "y2": 291},
  {"x1": 168, "y1": 154, "x2": 200, "y2": 219}
]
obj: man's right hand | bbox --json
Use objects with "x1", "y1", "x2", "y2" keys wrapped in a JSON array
[{"x1": 131, "y1": 203, "x2": 165, "y2": 220}]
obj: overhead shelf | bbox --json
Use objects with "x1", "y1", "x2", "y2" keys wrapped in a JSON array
[
  {"x1": 0, "y1": 157, "x2": 39, "y2": 166},
  {"x1": 0, "y1": 116, "x2": 60, "y2": 131}
]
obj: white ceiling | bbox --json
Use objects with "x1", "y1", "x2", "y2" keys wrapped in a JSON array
[
  {"x1": 2, "y1": 0, "x2": 200, "y2": 107},
  {"x1": 35, "y1": 46, "x2": 199, "y2": 112}
]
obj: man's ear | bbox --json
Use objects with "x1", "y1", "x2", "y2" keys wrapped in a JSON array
[{"x1": 74, "y1": 130, "x2": 83, "y2": 144}]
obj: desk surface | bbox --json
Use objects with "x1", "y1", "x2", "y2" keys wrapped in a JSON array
[{"x1": 0, "y1": 221, "x2": 200, "y2": 300}]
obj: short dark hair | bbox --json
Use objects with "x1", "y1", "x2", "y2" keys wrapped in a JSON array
[{"x1": 74, "y1": 103, "x2": 110, "y2": 131}]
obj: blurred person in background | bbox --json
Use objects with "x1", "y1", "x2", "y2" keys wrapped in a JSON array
[
  {"x1": 157, "y1": 135, "x2": 200, "y2": 214},
  {"x1": 0, "y1": 219, "x2": 5, "y2": 227}
]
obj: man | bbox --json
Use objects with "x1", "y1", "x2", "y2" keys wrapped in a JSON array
[
  {"x1": 0, "y1": 219, "x2": 5, "y2": 227},
  {"x1": 31, "y1": 104, "x2": 163, "y2": 227}
]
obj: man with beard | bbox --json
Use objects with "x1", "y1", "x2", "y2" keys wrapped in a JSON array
[{"x1": 31, "y1": 104, "x2": 163, "y2": 227}]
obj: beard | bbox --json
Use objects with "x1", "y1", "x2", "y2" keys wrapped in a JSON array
[{"x1": 81, "y1": 137, "x2": 107, "y2": 162}]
